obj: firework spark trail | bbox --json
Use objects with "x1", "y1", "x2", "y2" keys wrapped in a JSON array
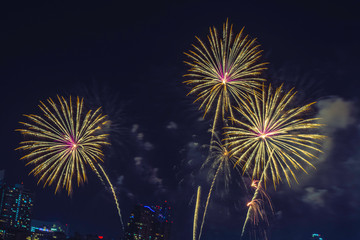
[
  {"x1": 197, "y1": 133, "x2": 240, "y2": 240},
  {"x1": 193, "y1": 186, "x2": 201, "y2": 240},
  {"x1": 88, "y1": 160, "x2": 106, "y2": 186},
  {"x1": 246, "y1": 199, "x2": 266, "y2": 225},
  {"x1": 184, "y1": 20, "x2": 267, "y2": 140},
  {"x1": 251, "y1": 180, "x2": 272, "y2": 211},
  {"x1": 210, "y1": 96, "x2": 222, "y2": 144},
  {"x1": 198, "y1": 159, "x2": 224, "y2": 240},
  {"x1": 241, "y1": 152, "x2": 273, "y2": 237},
  {"x1": 97, "y1": 164, "x2": 124, "y2": 231}
]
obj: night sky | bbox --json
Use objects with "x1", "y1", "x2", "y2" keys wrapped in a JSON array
[{"x1": 1, "y1": 1, "x2": 359, "y2": 239}]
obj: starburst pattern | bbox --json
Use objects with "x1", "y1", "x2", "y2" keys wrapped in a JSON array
[
  {"x1": 16, "y1": 96, "x2": 109, "y2": 194},
  {"x1": 225, "y1": 85, "x2": 325, "y2": 186},
  {"x1": 184, "y1": 20, "x2": 267, "y2": 134}
]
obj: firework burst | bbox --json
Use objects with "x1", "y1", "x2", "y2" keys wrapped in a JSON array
[
  {"x1": 184, "y1": 20, "x2": 267, "y2": 136},
  {"x1": 17, "y1": 96, "x2": 109, "y2": 194},
  {"x1": 225, "y1": 84, "x2": 325, "y2": 187},
  {"x1": 16, "y1": 96, "x2": 124, "y2": 229}
]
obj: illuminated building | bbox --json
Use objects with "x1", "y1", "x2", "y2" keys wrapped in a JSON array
[
  {"x1": 30, "y1": 219, "x2": 68, "y2": 239},
  {"x1": 125, "y1": 201, "x2": 172, "y2": 240},
  {"x1": 0, "y1": 183, "x2": 34, "y2": 230},
  {"x1": 0, "y1": 182, "x2": 34, "y2": 239}
]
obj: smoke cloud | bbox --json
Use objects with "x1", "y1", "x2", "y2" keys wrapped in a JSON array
[{"x1": 317, "y1": 97, "x2": 356, "y2": 132}]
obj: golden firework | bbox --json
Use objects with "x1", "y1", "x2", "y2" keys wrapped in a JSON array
[
  {"x1": 16, "y1": 96, "x2": 109, "y2": 194},
  {"x1": 184, "y1": 20, "x2": 267, "y2": 135},
  {"x1": 225, "y1": 84, "x2": 325, "y2": 187},
  {"x1": 17, "y1": 96, "x2": 125, "y2": 229}
]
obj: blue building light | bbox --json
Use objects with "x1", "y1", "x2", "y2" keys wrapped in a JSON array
[{"x1": 144, "y1": 206, "x2": 155, "y2": 213}]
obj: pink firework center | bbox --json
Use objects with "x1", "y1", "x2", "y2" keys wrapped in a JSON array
[
  {"x1": 255, "y1": 128, "x2": 278, "y2": 139},
  {"x1": 218, "y1": 72, "x2": 238, "y2": 84},
  {"x1": 64, "y1": 136, "x2": 79, "y2": 150}
]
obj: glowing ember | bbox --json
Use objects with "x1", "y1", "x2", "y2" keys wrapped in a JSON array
[
  {"x1": 221, "y1": 72, "x2": 228, "y2": 84},
  {"x1": 260, "y1": 132, "x2": 268, "y2": 139},
  {"x1": 251, "y1": 180, "x2": 259, "y2": 188}
]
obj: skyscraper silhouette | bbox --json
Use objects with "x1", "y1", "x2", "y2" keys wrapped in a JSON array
[
  {"x1": 0, "y1": 182, "x2": 34, "y2": 239},
  {"x1": 125, "y1": 201, "x2": 171, "y2": 240}
]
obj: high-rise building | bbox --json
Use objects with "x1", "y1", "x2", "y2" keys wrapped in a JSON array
[
  {"x1": 125, "y1": 201, "x2": 172, "y2": 240},
  {"x1": 30, "y1": 219, "x2": 68, "y2": 240},
  {"x1": 0, "y1": 183, "x2": 34, "y2": 232}
]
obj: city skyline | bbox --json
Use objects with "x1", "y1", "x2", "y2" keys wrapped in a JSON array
[{"x1": 0, "y1": 177, "x2": 171, "y2": 239}]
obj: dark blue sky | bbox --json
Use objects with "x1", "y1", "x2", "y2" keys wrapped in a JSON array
[{"x1": 0, "y1": 1, "x2": 359, "y2": 239}]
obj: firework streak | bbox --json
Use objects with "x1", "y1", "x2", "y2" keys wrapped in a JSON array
[{"x1": 193, "y1": 186, "x2": 201, "y2": 240}]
